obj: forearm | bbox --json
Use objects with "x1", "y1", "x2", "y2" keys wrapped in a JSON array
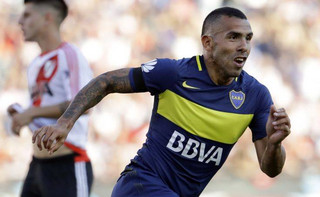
[
  {"x1": 26, "y1": 101, "x2": 70, "y2": 119},
  {"x1": 261, "y1": 143, "x2": 286, "y2": 177},
  {"x1": 58, "y1": 68, "x2": 133, "y2": 130}
]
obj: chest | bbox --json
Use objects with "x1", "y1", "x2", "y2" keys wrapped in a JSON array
[
  {"x1": 171, "y1": 75, "x2": 256, "y2": 114},
  {"x1": 28, "y1": 54, "x2": 65, "y2": 86}
]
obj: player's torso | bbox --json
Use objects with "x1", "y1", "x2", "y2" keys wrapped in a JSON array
[
  {"x1": 26, "y1": 43, "x2": 92, "y2": 149},
  {"x1": 28, "y1": 47, "x2": 69, "y2": 107},
  {"x1": 157, "y1": 55, "x2": 258, "y2": 144},
  {"x1": 137, "y1": 56, "x2": 262, "y2": 196}
]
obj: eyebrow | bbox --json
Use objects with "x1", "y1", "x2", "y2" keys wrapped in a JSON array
[{"x1": 226, "y1": 31, "x2": 253, "y2": 37}]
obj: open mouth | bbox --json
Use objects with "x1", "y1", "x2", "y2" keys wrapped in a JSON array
[{"x1": 234, "y1": 57, "x2": 247, "y2": 66}]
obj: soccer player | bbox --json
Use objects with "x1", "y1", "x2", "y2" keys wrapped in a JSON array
[
  {"x1": 33, "y1": 7, "x2": 291, "y2": 197},
  {"x1": 7, "y1": 0, "x2": 94, "y2": 196}
]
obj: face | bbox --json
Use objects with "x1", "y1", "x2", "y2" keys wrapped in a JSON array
[
  {"x1": 18, "y1": 3, "x2": 46, "y2": 41},
  {"x1": 205, "y1": 16, "x2": 253, "y2": 80}
]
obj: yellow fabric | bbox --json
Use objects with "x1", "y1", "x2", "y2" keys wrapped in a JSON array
[
  {"x1": 157, "y1": 90, "x2": 254, "y2": 144},
  {"x1": 196, "y1": 55, "x2": 202, "y2": 71}
]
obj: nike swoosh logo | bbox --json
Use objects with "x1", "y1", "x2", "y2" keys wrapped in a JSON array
[{"x1": 182, "y1": 81, "x2": 200, "y2": 89}]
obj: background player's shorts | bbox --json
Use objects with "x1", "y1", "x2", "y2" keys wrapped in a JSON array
[
  {"x1": 21, "y1": 153, "x2": 93, "y2": 197},
  {"x1": 111, "y1": 162, "x2": 179, "y2": 197}
]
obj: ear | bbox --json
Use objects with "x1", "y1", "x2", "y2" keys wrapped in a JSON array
[
  {"x1": 201, "y1": 35, "x2": 213, "y2": 51},
  {"x1": 45, "y1": 12, "x2": 52, "y2": 23},
  {"x1": 44, "y1": 11, "x2": 56, "y2": 25}
]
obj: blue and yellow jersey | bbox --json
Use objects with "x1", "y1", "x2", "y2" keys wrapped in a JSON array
[{"x1": 128, "y1": 55, "x2": 273, "y2": 196}]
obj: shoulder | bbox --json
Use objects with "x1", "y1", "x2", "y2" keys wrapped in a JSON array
[
  {"x1": 142, "y1": 57, "x2": 195, "y2": 79},
  {"x1": 148, "y1": 57, "x2": 191, "y2": 66},
  {"x1": 142, "y1": 57, "x2": 184, "y2": 72},
  {"x1": 58, "y1": 42, "x2": 81, "y2": 54},
  {"x1": 240, "y1": 71, "x2": 269, "y2": 92},
  {"x1": 240, "y1": 71, "x2": 272, "y2": 107},
  {"x1": 57, "y1": 42, "x2": 89, "y2": 62},
  {"x1": 58, "y1": 42, "x2": 90, "y2": 67},
  {"x1": 140, "y1": 57, "x2": 194, "y2": 94}
]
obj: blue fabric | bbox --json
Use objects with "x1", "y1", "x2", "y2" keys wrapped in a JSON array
[{"x1": 125, "y1": 55, "x2": 273, "y2": 196}]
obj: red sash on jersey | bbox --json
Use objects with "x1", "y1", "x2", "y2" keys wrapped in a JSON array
[
  {"x1": 64, "y1": 142, "x2": 90, "y2": 162},
  {"x1": 32, "y1": 55, "x2": 59, "y2": 106}
]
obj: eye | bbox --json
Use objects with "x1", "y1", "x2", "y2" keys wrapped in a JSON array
[
  {"x1": 230, "y1": 34, "x2": 238, "y2": 40},
  {"x1": 23, "y1": 13, "x2": 29, "y2": 18},
  {"x1": 246, "y1": 35, "x2": 253, "y2": 41},
  {"x1": 228, "y1": 33, "x2": 241, "y2": 41}
]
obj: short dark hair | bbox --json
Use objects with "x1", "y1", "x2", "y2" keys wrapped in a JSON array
[
  {"x1": 201, "y1": 7, "x2": 247, "y2": 36},
  {"x1": 24, "y1": 0, "x2": 68, "y2": 23}
]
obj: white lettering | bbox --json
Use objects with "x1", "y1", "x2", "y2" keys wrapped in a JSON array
[
  {"x1": 166, "y1": 130, "x2": 224, "y2": 165},
  {"x1": 198, "y1": 143, "x2": 215, "y2": 162},
  {"x1": 166, "y1": 130, "x2": 185, "y2": 152},
  {"x1": 182, "y1": 139, "x2": 200, "y2": 159},
  {"x1": 205, "y1": 147, "x2": 223, "y2": 165}
]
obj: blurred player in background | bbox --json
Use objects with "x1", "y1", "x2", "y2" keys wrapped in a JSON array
[
  {"x1": 7, "y1": 0, "x2": 94, "y2": 196},
  {"x1": 33, "y1": 7, "x2": 291, "y2": 197}
]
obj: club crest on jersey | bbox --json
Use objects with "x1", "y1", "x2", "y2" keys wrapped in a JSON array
[
  {"x1": 141, "y1": 59, "x2": 157, "y2": 73},
  {"x1": 229, "y1": 90, "x2": 245, "y2": 109}
]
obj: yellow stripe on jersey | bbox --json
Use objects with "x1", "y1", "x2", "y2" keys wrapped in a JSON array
[
  {"x1": 157, "y1": 90, "x2": 254, "y2": 144},
  {"x1": 196, "y1": 55, "x2": 202, "y2": 71}
]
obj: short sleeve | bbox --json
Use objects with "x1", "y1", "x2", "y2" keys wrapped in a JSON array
[
  {"x1": 140, "y1": 58, "x2": 179, "y2": 95},
  {"x1": 60, "y1": 43, "x2": 93, "y2": 100},
  {"x1": 249, "y1": 85, "x2": 273, "y2": 141}
]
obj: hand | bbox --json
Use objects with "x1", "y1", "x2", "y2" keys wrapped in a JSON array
[
  {"x1": 32, "y1": 124, "x2": 69, "y2": 154},
  {"x1": 266, "y1": 105, "x2": 291, "y2": 145},
  {"x1": 7, "y1": 103, "x2": 23, "y2": 135},
  {"x1": 10, "y1": 116, "x2": 21, "y2": 136},
  {"x1": 7, "y1": 103, "x2": 20, "y2": 116},
  {"x1": 10, "y1": 111, "x2": 33, "y2": 136}
]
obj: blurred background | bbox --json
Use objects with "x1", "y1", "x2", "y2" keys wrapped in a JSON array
[{"x1": 0, "y1": 0, "x2": 319, "y2": 196}]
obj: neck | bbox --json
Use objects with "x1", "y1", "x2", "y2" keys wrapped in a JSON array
[
  {"x1": 37, "y1": 28, "x2": 62, "y2": 53},
  {"x1": 203, "y1": 54, "x2": 234, "y2": 86}
]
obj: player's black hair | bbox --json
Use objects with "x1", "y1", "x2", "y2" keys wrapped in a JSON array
[
  {"x1": 24, "y1": 0, "x2": 68, "y2": 23},
  {"x1": 201, "y1": 7, "x2": 247, "y2": 36}
]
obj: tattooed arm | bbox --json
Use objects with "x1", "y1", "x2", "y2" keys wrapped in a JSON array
[
  {"x1": 32, "y1": 68, "x2": 142, "y2": 153},
  {"x1": 59, "y1": 68, "x2": 134, "y2": 129}
]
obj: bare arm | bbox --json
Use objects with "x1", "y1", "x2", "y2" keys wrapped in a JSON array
[
  {"x1": 32, "y1": 68, "x2": 137, "y2": 153},
  {"x1": 254, "y1": 105, "x2": 290, "y2": 177},
  {"x1": 254, "y1": 137, "x2": 286, "y2": 177},
  {"x1": 8, "y1": 101, "x2": 70, "y2": 135},
  {"x1": 29, "y1": 101, "x2": 70, "y2": 118}
]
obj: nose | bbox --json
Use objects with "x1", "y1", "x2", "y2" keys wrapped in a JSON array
[
  {"x1": 18, "y1": 16, "x2": 23, "y2": 26},
  {"x1": 237, "y1": 38, "x2": 250, "y2": 53}
]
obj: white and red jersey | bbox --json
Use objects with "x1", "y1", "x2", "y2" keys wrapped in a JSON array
[{"x1": 27, "y1": 42, "x2": 93, "y2": 150}]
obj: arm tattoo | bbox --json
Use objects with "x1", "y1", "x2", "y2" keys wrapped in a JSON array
[
  {"x1": 61, "y1": 68, "x2": 133, "y2": 122},
  {"x1": 58, "y1": 101, "x2": 71, "y2": 114}
]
